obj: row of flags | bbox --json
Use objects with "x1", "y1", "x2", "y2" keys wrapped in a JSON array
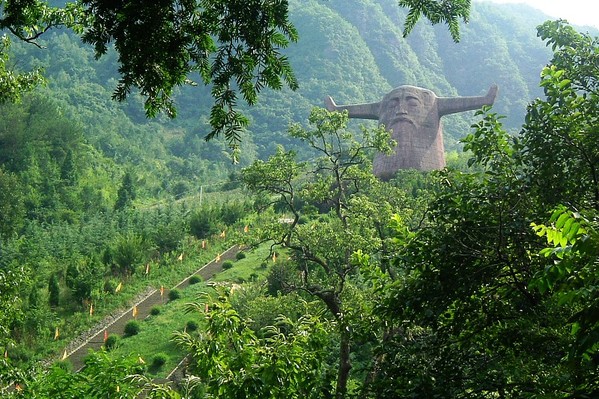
[{"x1": 50, "y1": 226, "x2": 251, "y2": 361}]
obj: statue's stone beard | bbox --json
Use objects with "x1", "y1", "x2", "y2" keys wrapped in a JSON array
[
  {"x1": 374, "y1": 119, "x2": 443, "y2": 179},
  {"x1": 390, "y1": 121, "x2": 418, "y2": 168}
]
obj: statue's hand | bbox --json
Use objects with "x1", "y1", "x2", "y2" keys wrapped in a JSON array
[
  {"x1": 486, "y1": 84, "x2": 498, "y2": 103},
  {"x1": 324, "y1": 95, "x2": 338, "y2": 111}
]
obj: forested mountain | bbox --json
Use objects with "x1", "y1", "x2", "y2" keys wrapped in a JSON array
[{"x1": 7, "y1": 0, "x2": 575, "y2": 168}]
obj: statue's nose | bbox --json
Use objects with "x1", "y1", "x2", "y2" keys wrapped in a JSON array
[{"x1": 397, "y1": 104, "x2": 408, "y2": 114}]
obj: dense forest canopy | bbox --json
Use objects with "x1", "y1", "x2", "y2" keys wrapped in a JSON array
[{"x1": 2, "y1": 0, "x2": 599, "y2": 398}]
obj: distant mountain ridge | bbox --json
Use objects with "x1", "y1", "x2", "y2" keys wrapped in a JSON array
[{"x1": 11, "y1": 0, "x2": 591, "y2": 163}]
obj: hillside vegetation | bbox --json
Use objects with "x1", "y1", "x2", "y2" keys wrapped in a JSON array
[{"x1": 2, "y1": 1, "x2": 599, "y2": 398}]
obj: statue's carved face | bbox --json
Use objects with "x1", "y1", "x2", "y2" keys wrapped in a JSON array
[{"x1": 380, "y1": 86, "x2": 435, "y2": 131}]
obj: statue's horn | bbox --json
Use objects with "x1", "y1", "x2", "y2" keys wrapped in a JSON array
[
  {"x1": 324, "y1": 96, "x2": 380, "y2": 120},
  {"x1": 437, "y1": 84, "x2": 498, "y2": 116}
]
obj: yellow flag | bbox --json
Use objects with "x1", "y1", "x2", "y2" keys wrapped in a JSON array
[
  {"x1": 61, "y1": 349, "x2": 68, "y2": 360},
  {"x1": 132, "y1": 305, "x2": 138, "y2": 318},
  {"x1": 4, "y1": 349, "x2": 7, "y2": 358},
  {"x1": 89, "y1": 303, "x2": 94, "y2": 316},
  {"x1": 145, "y1": 263, "x2": 150, "y2": 275},
  {"x1": 204, "y1": 303, "x2": 209, "y2": 313},
  {"x1": 160, "y1": 285, "x2": 164, "y2": 297},
  {"x1": 54, "y1": 327, "x2": 59, "y2": 340},
  {"x1": 104, "y1": 329, "x2": 108, "y2": 343},
  {"x1": 177, "y1": 252, "x2": 184, "y2": 262},
  {"x1": 216, "y1": 253, "x2": 221, "y2": 262},
  {"x1": 220, "y1": 230, "x2": 226, "y2": 238},
  {"x1": 244, "y1": 225, "x2": 249, "y2": 233},
  {"x1": 115, "y1": 282, "x2": 122, "y2": 293},
  {"x1": 138, "y1": 356, "x2": 145, "y2": 364},
  {"x1": 272, "y1": 252, "x2": 277, "y2": 263},
  {"x1": 202, "y1": 240, "x2": 206, "y2": 249}
]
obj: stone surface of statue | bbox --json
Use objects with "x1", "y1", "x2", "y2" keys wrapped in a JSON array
[{"x1": 325, "y1": 84, "x2": 498, "y2": 179}]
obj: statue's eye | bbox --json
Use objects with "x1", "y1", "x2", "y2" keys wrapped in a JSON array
[{"x1": 407, "y1": 98, "x2": 420, "y2": 107}]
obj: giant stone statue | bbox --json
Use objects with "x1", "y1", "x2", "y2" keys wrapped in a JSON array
[{"x1": 325, "y1": 84, "x2": 498, "y2": 180}]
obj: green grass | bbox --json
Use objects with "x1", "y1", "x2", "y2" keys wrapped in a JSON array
[
  {"x1": 108, "y1": 242, "x2": 273, "y2": 378},
  {"x1": 110, "y1": 280, "x2": 208, "y2": 377},
  {"x1": 213, "y1": 244, "x2": 273, "y2": 283}
]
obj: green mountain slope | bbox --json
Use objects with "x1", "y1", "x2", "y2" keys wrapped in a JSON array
[{"x1": 8, "y1": 0, "x2": 588, "y2": 166}]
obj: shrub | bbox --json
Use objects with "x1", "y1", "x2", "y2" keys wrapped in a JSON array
[
  {"x1": 260, "y1": 261, "x2": 268, "y2": 270},
  {"x1": 104, "y1": 334, "x2": 119, "y2": 350},
  {"x1": 103, "y1": 279, "x2": 116, "y2": 293},
  {"x1": 168, "y1": 289, "x2": 181, "y2": 301},
  {"x1": 150, "y1": 306, "x2": 161, "y2": 316},
  {"x1": 249, "y1": 273, "x2": 259, "y2": 282},
  {"x1": 189, "y1": 207, "x2": 219, "y2": 239},
  {"x1": 124, "y1": 320, "x2": 141, "y2": 337},
  {"x1": 235, "y1": 251, "x2": 246, "y2": 260},
  {"x1": 110, "y1": 233, "x2": 146, "y2": 276},
  {"x1": 222, "y1": 261, "x2": 233, "y2": 270},
  {"x1": 152, "y1": 353, "x2": 168, "y2": 368},
  {"x1": 189, "y1": 275, "x2": 202, "y2": 285},
  {"x1": 186, "y1": 320, "x2": 199, "y2": 332},
  {"x1": 53, "y1": 359, "x2": 73, "y2": 372}
]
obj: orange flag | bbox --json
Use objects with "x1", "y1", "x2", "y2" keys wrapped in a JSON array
[
  {"x1": 115, "y1": 282, "x2": 122, "y2": 293},
  {"x1": 15, "y1": 384, "x2": 22, "y2": 392},
  {"x1": 54, "y1": 327, "x2": 60, "y2": 340},
  {"x1": 103, "y1": 329, "x2": 108, "y2": 343},
  {"x1": 160, "y1": 285, "x2": 164, "y2": 297},
  {"x1": 145, "y1": 263, "x2": 150, "y2": 275},
  {"x1": 132, "y1": 305, "x2": 138, "y2": 318},
  {"x1": 89, "y1": 303, "x2": 94, "y2": 317},
  {"x1": 244, "y1": 225, "x2": 249, "y2": 233}
]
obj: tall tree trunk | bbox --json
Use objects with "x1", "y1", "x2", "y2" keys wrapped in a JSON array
[{"x1": 336, "y1": 326, "x2": 352, "y2": 399}]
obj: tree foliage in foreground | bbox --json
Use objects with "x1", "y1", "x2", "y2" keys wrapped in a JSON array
[
  {"x1": 364, "y1": 21, "x2": 599, "y2": 398},
  {"x1": 242, "y1": 108, "x2": 404, "y2": 398},
  {"x1": 173, "y1": 287, "x2": 331, "y2": 399}
]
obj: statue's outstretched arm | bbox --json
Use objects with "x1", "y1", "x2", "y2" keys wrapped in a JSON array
[
  {"x1": 324, "y1": 96, "x2": 380, "y2": 120},
  {"x1": 437, "y1": 84, "x2": 498, "y2": 116}
]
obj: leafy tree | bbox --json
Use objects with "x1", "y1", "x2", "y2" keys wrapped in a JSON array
[
  {"x1": 0, "y1": 168, "x2": 25, "y2": 238},
  {"x1": 399, "y1": 0, "x2": 470, "y2": 41},
  {"x1": 173, "y1": 287, "x2": 331, "y2": 398},
  {"x1": 108, "y1": 232, "x2": 146, "y2": 276},
  {"x1": 522, "y1": 20, "x2": 599, "y2": 212},
  {"x1": 243, "y1": 108, "x2": 396, "y2": 398},
  {"x1": 65, "y1": 256, "x2": 103, "y2": 305},
  {"x1": 48, "y1": 273, "x2": 60, "y2": 308},
  {"x1": 60, "y1": 148, "x2": 77, "y2": 186},
  {"x1": 364, "y1": 23, "x2": 599, "y2": 398},
  {"x1": 189, "y1": 206, "x2": 219, "y2": 239},
  {"x1": 0, "y1": 35, "x2": 44, "y2": 104},
  {"x1": 114, "y1": 171, "x2": 136, "y2": 211},
  {"x1": 6, "y1": 350, "x2": 147, "y2": 398},
  {"x1": 0, "y1": 243, "x2": 27, "y2": 350}
]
